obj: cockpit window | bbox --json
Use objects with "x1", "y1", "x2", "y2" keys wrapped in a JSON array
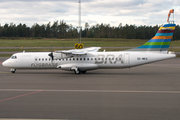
[{"x1": 10, "y1": 56, "x2": 17, "y2": 59}]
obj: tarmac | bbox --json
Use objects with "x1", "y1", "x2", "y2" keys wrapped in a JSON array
[{"x1": 0, "y1": 57, "x2": 180, "y2": 120}]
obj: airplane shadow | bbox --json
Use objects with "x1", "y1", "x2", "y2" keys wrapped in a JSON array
[{"x1": 10, "y1": 70, "x2": 167, "y2": 76}]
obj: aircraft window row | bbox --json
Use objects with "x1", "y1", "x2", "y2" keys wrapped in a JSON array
[
  {"x1": 59, "y1": 57, "x2": 121, "y2": 61},
  {"x1": 11, "y1": 56, "x2": 17, "y2": 59},
  {"x1": 35, "y1": 57, "x2": 121, "y2": 61},
  {"x1": 142, "y1": 58, "x2": 148, "y2": 60},
  {"x1": 59, "y1": 58, "x2": 92, "y2": 61},
  {"x1": 137, "y1": 57, "x2": 148, "y2": 60},
  {"x1": 35, "y1": 58, "x2": 51, "y2": 61}
]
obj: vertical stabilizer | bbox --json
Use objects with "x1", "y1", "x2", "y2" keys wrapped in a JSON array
[{"x1": 127, "y1": 24, "x2": 176, "y2": 53}]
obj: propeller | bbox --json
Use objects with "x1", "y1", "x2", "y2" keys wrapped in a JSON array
[{"x1": 48, "y1": 52, "x2": 54, "y2": 61}]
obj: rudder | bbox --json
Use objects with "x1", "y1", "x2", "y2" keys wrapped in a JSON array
[{"x1": 128, "y1": 24, "x2": 176, "y2": 53}]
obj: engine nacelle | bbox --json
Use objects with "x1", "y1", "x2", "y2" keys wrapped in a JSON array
[{"x1": 57, "y1": 64, "x2": 98, "y2": 71}]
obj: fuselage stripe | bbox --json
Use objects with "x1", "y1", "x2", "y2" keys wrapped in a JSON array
[
  {"x1": 137, "y1": 45, "x2": 170, "y2": 49},
  {"x1": 157, "y1": 30, "x2": 174, "y2": 33},
  {"x1": 144, "y1": 42, "x2": 170, "y2": 46},
  {"x1": 152, "y1": 36, "x2": 172, "y2": 39},
  {"x1": 155, "y1": 33, "x2": 173, "y2": 36},
  {"x1": 147, "y1": 39, "x2": 171, "y2": 42},
  {"x1": 159, "y1": 27, "x2": 175, "y2": 30},
  {"x1": 163, "y1": 24, "x2": 176, "y2": 27}
]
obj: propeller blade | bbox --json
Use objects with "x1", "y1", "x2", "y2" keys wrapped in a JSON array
[{"x1": 48, "y1": 52, "x2": 54, "y2": 61}]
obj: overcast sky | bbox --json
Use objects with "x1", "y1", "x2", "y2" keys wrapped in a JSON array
[{"x1": 0, "y1": 0, "x2": 179, "y2": 28}]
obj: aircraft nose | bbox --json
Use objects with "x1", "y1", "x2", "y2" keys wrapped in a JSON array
[
  {"x1": 2, "y1": 60, "x2": 8, "y2": 67},
  {"x1": 2, "y1": 61, "x2": 6, "y2": 66}
]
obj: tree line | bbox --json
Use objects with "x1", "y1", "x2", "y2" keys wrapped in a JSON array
[{"x1": 0, "y1": 20, "x2": 179, "y2": 40}]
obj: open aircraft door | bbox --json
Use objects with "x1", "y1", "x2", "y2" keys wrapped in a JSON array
[{"x1": 124, "y1": 53, "x2": 130, "y2": 66}]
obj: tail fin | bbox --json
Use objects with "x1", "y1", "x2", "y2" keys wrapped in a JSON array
[{"x1": 127, "y1": 24, "x2": 176, "y2": 53}]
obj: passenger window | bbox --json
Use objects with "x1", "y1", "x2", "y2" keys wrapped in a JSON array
[
  {"x1": 69, "y1": 58, "x2": 71, "y2": 61},
  {"x1": 95, "y1": 58, "x2": 96, "y2": 60},
  {"x1": 91, "y1": 58, "x2": 93, "y2": 60},
  {"x1": 45, "y1": 58, "x2": 47, "y2": 61},
  {"x1": 87, "y1": 58, "x2": 89, "y2": 60},
  {"x1": 39, "y1": 58, "x2": 41, "y2": 61},
  {"x1": 35, "y1": 59, "x2": 37, "y2": 61},
  {"x1": 80, "y1": 58, "x2": 82, "y2": 60},
  {"x1": 84, "y1": 58, "x2": 86, "y2": 60},
  {"x1": 112, "y1": 58, "x2": 114, "y2": 60},
  {"x1": 73, "y1": 58, "x2": 75, "y2": 60},
  {"x1": 142, "y1": 58, "x2": 148, "y2": 60},
  {"x1": 77, "y1": 58, "x2": 78, "y2": 60},
  {"x1": 42, "y1": 58, "x2": 44, "y2": 61}
]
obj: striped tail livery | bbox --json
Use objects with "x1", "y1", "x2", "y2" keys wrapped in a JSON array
[{"x1": 129, "y1": 23, "x2": 176, "y2": 53}]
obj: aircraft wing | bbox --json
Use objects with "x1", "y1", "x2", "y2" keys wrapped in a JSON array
[{"x1": 55, "y1": 47, "x2": 101, "y2": 55}]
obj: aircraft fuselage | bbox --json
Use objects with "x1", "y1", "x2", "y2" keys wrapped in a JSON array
[{"x1": 2, "y1": 51, "x2": 176, "y2": 73}]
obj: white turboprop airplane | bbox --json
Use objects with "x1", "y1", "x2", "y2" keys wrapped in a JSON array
[{"x1": 2, "y1": 23, "x2": 176, "y2": 74}]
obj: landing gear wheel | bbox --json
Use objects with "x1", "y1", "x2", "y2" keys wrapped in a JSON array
[
  {"x1": 74, "y1": 68, "x2": 81, "y2": 74},
  {"x1": 10, "y1": 69, "x2": 16, "y2": 73}
]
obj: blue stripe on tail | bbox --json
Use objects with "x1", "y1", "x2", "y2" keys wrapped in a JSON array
[{"x1": 126, "y1": 23, "x2": 176, "y2": 52}]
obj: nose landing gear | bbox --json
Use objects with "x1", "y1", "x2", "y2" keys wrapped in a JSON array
[{"x1": 10, "y1": 68, "x2": 16, "y2": 73}]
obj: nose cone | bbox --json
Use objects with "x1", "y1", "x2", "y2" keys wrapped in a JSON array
[
  {"x1": 2, "y1": 61, "x2": 6, "y2": 67},
  {"x1": 2, "y1": 60, "x2": 8, "y2": 67}
]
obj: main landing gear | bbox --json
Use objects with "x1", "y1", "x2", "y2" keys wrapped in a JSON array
[
  {"x1": 71, "y1": 67, "x2": 86, "y2": 75},
  {"x1": 10, "y1": 68, "x2": 16, "y2": 73},
  {"x1": 74, "y1": 69, "x2": 87, "y2": 74},
  {"x1": 74, "y1": 69, "x2": 80, "y2": 74}
]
